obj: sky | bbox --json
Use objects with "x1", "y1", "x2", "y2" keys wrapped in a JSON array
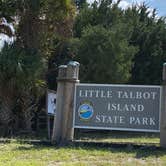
[{"x1": 87, "y1": 0, "x2": 166, "y2": 16}]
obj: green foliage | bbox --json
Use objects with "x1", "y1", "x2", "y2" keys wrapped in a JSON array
[
  {"x1": 0, "y1": 0, "x2": 76, "y2": 56},
  {"x1": 74, "y1": 0, "x2": 123, "y2": 37},
  {"x1": 125, "y1": 4, "x2": 166, "y2": 85},
  {"x1": 74, "y1": 0, "x2": 166, "y2": 84},
  {"x1": 40, "y1": 0, "x2": 76, "y2": 89},
  {"x1": 43, "y1": 0, "x2": 74, "y2": 19},
  {"x1": 74, "y1": 0, "x2": 137, "y2": 83},
  {"x1": 74, "y1": 0, "x2": 87, "y2": 10},
  {"x1": 47, "y1": 39, "x2": 75, "y2": 90},
  {"x1": 0, "y1": 43, "x2": 45, "y2": 134},
  {"x1": 0, "y1": 43, "x2": 44, "y2": 98},
  {"x1": 76, "y1": 25, "x2": 136, "y2": 83},
  {"x1": 0, "y1": 0, "x2": 17, "y2": 21},
  {"x1": 0, "y1": 0, "x2": 76, "y2": 134},
  {"x1": 0, "y1": 0, "x2": 75, "y2": 91}
]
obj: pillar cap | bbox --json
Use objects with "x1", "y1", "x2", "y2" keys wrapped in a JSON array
[
  {"x1": 68, "y1": 61, "x2": 80, "y2": 67},
  {"x1": 58, "y1": 65, "x2": 67, "y2": 69}
]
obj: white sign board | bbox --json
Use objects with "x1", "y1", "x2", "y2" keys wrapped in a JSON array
[{"x1": 47, "y1": 90, "x2": 56, "y2": 115}]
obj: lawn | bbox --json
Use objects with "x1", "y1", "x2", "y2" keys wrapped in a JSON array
[
  {"x1": 75, "y1": 130, "x2": 160, "y2": 145},
  {"x1": 0, "y1": 130, "x2": 166, "y2": 166}
]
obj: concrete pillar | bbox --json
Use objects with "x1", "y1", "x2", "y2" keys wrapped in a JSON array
[
  {"x1": 160, "y1": 63, "x2": 166, "y2": 148},
  {"x1": 51, "y1": 61, "x2": 79, "y2": 145}
]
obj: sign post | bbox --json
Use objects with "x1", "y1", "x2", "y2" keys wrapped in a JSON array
[
  {"x1": 160, "y1": 63, "x2": 166, "y2": 148},
  {"x1": 51, "y1": 61, "x2": 79, "y2": 145}
]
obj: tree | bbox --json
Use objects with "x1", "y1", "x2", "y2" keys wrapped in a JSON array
[
  {"x1": 0, "y1": 0, "x2": 76, "y2": 55},
  {"x1": 74, "y1": 0, "x2": 137, "y2": 83},
  {"x1": 124, "y1": 4, "x2": 166, "y2": 85},
  {"x1": 74, "y1": 0, "x2": 166, "y2": 85},
  {"x1": 76, "y1": 25, "x2": 136, "y2": 83},
  {"x1": 0, "y1": 44, "x2": 44, "y2": 134},
  {"x1": 74, "y1": 0, "x2": 87, "y2": 10},
  {"x1": 0, "y1": 0, "x2": 76, "y2": 135}
]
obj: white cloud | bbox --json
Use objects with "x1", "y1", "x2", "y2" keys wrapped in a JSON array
[
  {"x1": 118, "y1": 0, "x2": 131, "y2": 9},
  {"x1": 87, "y1": 0, "x2": 94, "y2": 4},
  {"x1": 87, "y1": 0, "x2": 156, "y2": 16},
  {"x1": 147, "y1": 7, "x2": 155, "y2": 17},
  {"x1": 87, "y1": 0, "x2": 131, "y2": 9}
]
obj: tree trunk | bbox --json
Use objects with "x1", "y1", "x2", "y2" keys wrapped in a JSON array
[
  {"x1": 0, "y1": 96, "x2": 14, "y2": 136},
  {"x1": 19, "y1": 94, "x2": 38, "y2": 132}
]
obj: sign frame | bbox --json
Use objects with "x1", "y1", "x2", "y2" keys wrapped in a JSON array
[
  {"x1": 47, "y1": 89, "x2": 56, "y2": 139},
  {"x1": 73, "y1": 83, "x2": 162, "y2": 133}
]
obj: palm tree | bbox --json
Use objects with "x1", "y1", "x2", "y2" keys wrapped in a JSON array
[
  {"x1": 0, "y1": 0, "x2": 75, "y2": 135},
  {"x1": 0, "y1": 18, "x2": 44, "y2": 135},
  {"x1": 0, "y1": 17, "x2": 16, "y2": 135}
]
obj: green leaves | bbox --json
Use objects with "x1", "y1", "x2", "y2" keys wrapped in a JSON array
[
  {"x1": 74, "y1": 0, "x2": 166, "y2": 85},
  {"x1": 76, "y1": 25, "x2": 137, "y2": 83},
  {"x1": 0, "y1": 44, "x2": 44, "y2": 92},
  {"x1": 128, "y1": 5, "x2": 166, "y2": 85},
  {"x1": 74, "y1": 0, "x2": 137, "y2": 83}
]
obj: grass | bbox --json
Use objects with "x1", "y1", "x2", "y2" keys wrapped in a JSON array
[
  {"x1": 0, "y1": 130, "x2": 165, "y2": 166},
  {"x1": 74, "y1": 130, "x2": 160, "y2": 145}
]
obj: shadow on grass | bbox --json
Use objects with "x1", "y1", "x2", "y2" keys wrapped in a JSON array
[
  {"x1": 0, "y1": 130, "x2": 165, "y2": 159},
  {"x1": 74, "y1": 129, "x2": 159, "y2": 141},
  {"x1": 7, "y1": 137, "x2": 166, "y2": 160}
]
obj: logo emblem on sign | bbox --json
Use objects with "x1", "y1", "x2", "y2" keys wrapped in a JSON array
[{"x1": 78, "y1": 102, "x2": 94, "y2": 120}]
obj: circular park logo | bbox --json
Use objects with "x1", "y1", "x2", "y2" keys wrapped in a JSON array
[{"x1": 78, "y1": 102, "x2": 94, "y2": 120}]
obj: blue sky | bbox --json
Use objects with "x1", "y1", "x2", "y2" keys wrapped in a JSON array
[{"x1": 87, "y1": 0, "x2": 166, "y2": 16}]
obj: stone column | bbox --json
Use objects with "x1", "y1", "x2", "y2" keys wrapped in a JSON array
[
  {"x1": 160, "y1": 63, "x2": 166, "y2": 148},
  {"x1": 51, "y1": 61, "x2": 79, "y2": 145}
]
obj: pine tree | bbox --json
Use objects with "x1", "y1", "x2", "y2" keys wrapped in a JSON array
[{"x1": 74, "y1": 0, "x2": 137, "y2": 83}]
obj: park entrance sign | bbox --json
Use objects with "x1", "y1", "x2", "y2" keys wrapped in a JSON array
[
  {"x1": 74, "y1": 84, "x2": 161, "y2": 132},
  {"x1": 51, "y1": 62, "x2": 166, "y2": 147}
]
